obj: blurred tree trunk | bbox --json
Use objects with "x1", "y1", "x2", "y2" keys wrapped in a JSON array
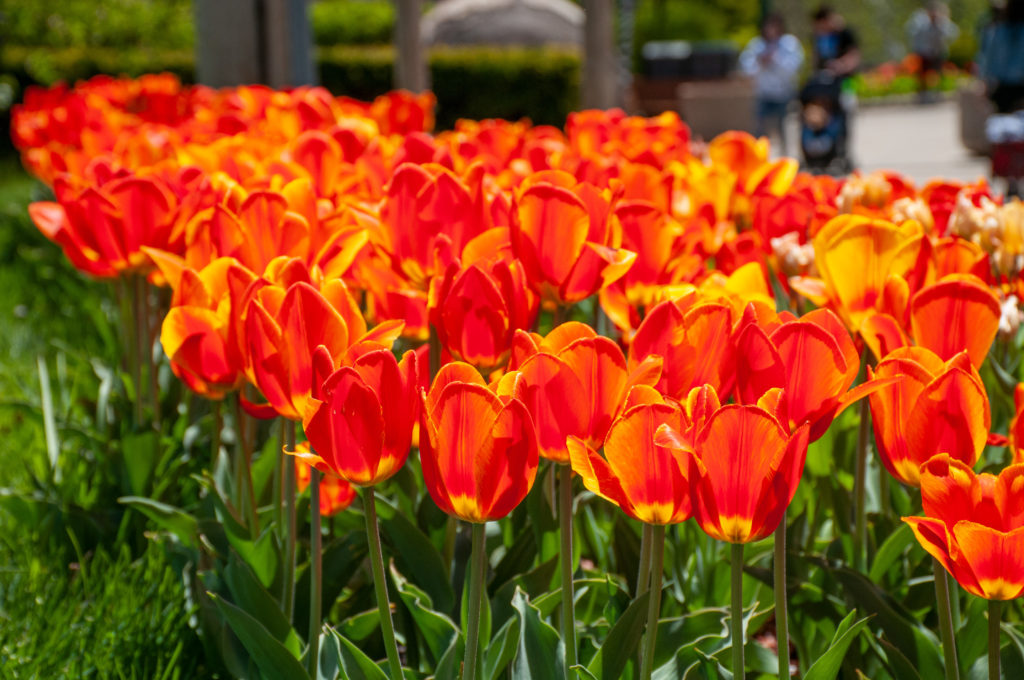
[
  {"x1": 394, "y1": 0, "x2": 429, "y2": 92},
  {"x1": 194, "y1": 0, "x2": 315, "y2": 88},
  {"x1": 583, "y1": 0, "x2": 619, "y2": 109}
]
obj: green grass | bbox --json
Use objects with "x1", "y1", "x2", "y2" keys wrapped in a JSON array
[{"x1": 0, "y1": 155, "x2": 211, "y2": 678}]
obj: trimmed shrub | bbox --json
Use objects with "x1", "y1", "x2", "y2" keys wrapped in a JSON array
[{"x1": 312, "y1": 0, "x2": 395, "y2": 46}]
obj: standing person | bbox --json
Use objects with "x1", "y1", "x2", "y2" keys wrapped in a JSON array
[
  {"x1": 808, "y1": 5, "x2": 861, "y2": 166},
  {"x1": 811, "y1": 5, "x2": 861, "y2": 80},
  {"x1": 906, "y1": 2, "x2": 960, "y2": 101},
  {"x1": 978, "y1": 0, "x2": 1024, "y2": 114},
  {"x1": 740, "y1": 13, "x2": 805, "y2": 156}
]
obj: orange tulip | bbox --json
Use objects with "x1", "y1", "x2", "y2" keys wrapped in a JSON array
[
  {"x1": 567, "y1": 393, "x2": 693, "y2": 525},
  {"x1": 660, "y1": 386, "x2": 810, "y2": 543},
  {"x1": 905, "y1": 454, "x2": 1024, "y2": 600},
  {"x1": 507, "y1": 322, "x2": 662, "y2": 452},
  {"x1": 510, "y1": 170, "x2": 636, "y2": 305},
  {"x1": 428, "y1": 255, "x2": 538, "y2": 371},
  {"x1": 419, "y1": 362, "x2": 539, "y2": 523},
  {"x1": 295, "y1": 457, "x2": 357, "y2": 517},
  {"x1": 244, "y1": 280, "x2": 402, "y2": 421},
  {"x1": 148, "y1": 254, "x2": 256, "y2": 399},
  {"x1": 301, "y1": 348, "x2": 420, "y2": 487},
  {"x1": 627, "y1": 296, "x2": 736, "y2": 400},
  {"x1": 733, "y1": 306, "x2": 885, "y2": 440},
  {"x1": 867, "y1": 347, "x2": 990, "y2": 487}
]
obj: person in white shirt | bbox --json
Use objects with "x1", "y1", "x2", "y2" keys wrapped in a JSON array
[{"x1": 740, "y1": 13, "x2": 805, "y2": 156}]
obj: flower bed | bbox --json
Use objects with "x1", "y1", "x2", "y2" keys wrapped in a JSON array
[{"x1": 8, "y1": 73, "x2": 1024, "y2": 679}]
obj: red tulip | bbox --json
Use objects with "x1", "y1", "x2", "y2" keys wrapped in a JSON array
[
  {"x1": 510, "y1": 170, "x2": 635, "y2": 305},
  {"x1": 506, "y1": 322, "x2": 662, "y2": 453},
  {"x1": 659, "y1": 386, "x2": 810, "y2": 543},
  {"x1": 905, "y1": 454, "x2": 1024, "y2": 600},
  {"x1": 301, "y1": 348, "x2": 420, "y2": 487},
  {"x1": 428, "y1": 255, "x2": 538, "y2": 371},
  {"x1": 567, "y1": 393, "x2": 693, "y2": 525},
  {"x1": 868, "y1": 347, "x2": 990, "y2": 487},
  {"x1": 244, "y1": 280, "x2": 402, "y2": 421},
  {"x1": 419, "y1": 362, "x2": 539, "y2": 522}
]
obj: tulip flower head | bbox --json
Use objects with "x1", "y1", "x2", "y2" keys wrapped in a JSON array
[
  {"x1": 658, "y1": 386, "x2": 810, "y2": 543},
  {"x1": 419, "y1": 362, "x2": 539, "y2": 523},
  {"x1": 567, "y1": 391, "x2": 693, "y2": 525},
  {"x1": 301, "y1": 348, "x2": 420, "y2": 487},
  {"x1": 867, "y1": 347, "x2": 990, "y2": 487},
  {"x1": 905, "y1": 454, "x2": 1024, "y2": 600}
]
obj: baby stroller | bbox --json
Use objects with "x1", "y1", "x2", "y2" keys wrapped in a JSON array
[{"x1": 799, "y1": 72, "x2": 852, "y2": 174}]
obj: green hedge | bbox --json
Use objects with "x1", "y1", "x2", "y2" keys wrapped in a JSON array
[
  {"x1": 2, "y1": 44, "x2": 580, "y2": 130},
  {"x1": 312, "y1": 0, "x2": 395, "y2": 46}
]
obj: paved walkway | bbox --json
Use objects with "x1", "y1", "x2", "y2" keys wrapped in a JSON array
[
  {"x1": 777, "y1": 99, "x2": 991, "y2": 186},
  {"x1": 850, "y1": 99, "x2": 990, "y2": 185}
]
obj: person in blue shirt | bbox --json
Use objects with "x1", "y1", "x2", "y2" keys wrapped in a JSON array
[
  {"x1": 978, "y1": 0, "x2": 1024, "y2": 113},
  {"x1": 740, "y1": 13, "x2": 805, "y2": 155}
]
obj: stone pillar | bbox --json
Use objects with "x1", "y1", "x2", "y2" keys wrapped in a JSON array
[
  {"x1": 194, "y1": 0, "x2": 316, "y2": 88},
  {"x1": 394, "y1": 0, "x2": 429, "y2": 92},
  {"x1": 582, "y1": 0, "x2": 618, "y2": 110},
  {"x1": 263, "y1": 0, "x2": 317, "y2": 88}
]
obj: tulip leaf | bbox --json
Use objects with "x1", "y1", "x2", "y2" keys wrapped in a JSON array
[
  {"x1": 391, "y1": 562, "x2": 459, "y2": 664},
  {"x1": 210, "y1": 593, "x2": 310, "y2": 680},
  {"x1": 118, "y1": 496, "x2": 198, "y2": 549},
  {"x1": 375, "y1": 495, "x2": 454, "y2": 612},
  {"x1": 436, "y1": 631, "x2": 466, "y2": 680},
  {"x1": 802, "y1": 610, "x2": 870, "y2": 680},
  {"x1": 485, "y1": 617, "x2": 521, "y2": 679},
  {"x1": 957, "y1": 596, "x2": 988, "y2": 676},
  {"x1": 828, "y1": 564, "x2": 943, "y2": 679},
  {"x1": 868, "y1": 524, "x2": 914, "y2": 582},
  {"x1": 510, "y1": 586, "x2": 566, "y2": 680},
  {"x1": 120, "y1": 429, "x2": 160, "y2": 496},
  {"x1": 492, "y1": 555, "x2": 559, "y2": 629},
  {"x1": 586, "y1": 589, "x2": 649, "y2": 680},
  {"x1": 321, "y1": 626, "x2": 389, "y2": 680},
  {"x1": 224, "y1": 552, "x2": 302, "y2": 658},
  {"x1": 295, "y1": 532, "x2": 369, "y2": 638}
]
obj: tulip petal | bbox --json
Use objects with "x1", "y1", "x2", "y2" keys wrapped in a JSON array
[
  {"x1": 911, "y1": 277, "x2": 1000, "y2": 369},
  {"x1": 952, "y1": 522, "x2": 1024, "y2": 600}
]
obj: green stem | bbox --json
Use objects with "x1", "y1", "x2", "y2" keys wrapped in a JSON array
[
  {"x1": 637, "y1": 523, "x2": 653, "y2": 597},
  {"x1": 442, "y1": 515, "x2": 458, "y2": 580},
  {"x1": 212, "y1": 400, "x2": 222, "y2": 463},
  {"x1": 775, "y1": 519, "x2": 790, "y2": 679},
  {"x1": 308, "y1": 469, "x2": 322, "y2": 676},
  {"x1": 364, "y1": 487, "x2": 404, "y2": 679},
  {"x1": 275, "y1": 419, "x2": 285, "y2": 532},
  {"x1": 854, "y1": 396, "x2": 870, "y2": 572},
  {"x1": 464, "y1": 522, "x2": 487, "y2": 680},
  {"x1": 933, "y1": 561, "x2": 961, "y2": 680},
  {"x1": 638, "y1": 524, "x2": 665, "y2": 680},
  {"x1": 559, "y1": 464, "x2": 577, "y2": 672},
  {"x1": 732, "y1": 542, "x2": 746, "y2": 679},
  {"x1": 282, "y1": 421, "x2": 297, "y2": 622},
  {"x1": 989, "y1": 599, "x2": 1001, "y2": 680},
  {"x1": 131, "y1": 274, "x2": 144, "y2": 425},
  {"x1": 233, "y1": 394, "x2": 259, "y2": 531},
  {"x1": 141, "y1": 276, "x2": 161, "y2": 430}
]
